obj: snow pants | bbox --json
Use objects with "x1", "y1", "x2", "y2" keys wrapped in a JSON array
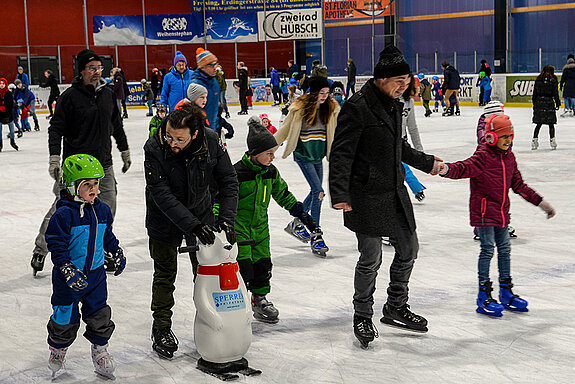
[
  {"x1": 236, "y1": 235, "x2": 272, "y2": 296},
  {"x1": 47, "y1": 267, "x2": 114, "y2": 348},
  {"x1": 403, "y1": 163, "x2": 425, "y2": 195}
]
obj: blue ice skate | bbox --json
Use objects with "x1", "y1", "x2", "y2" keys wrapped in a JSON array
[
  {"x1": 499, "y1": 279, "x2": 528, "y2": 312},
  {"x1": 476, "y1": 281, "x2": 504, "y2": 317},
  {"x1": 284, "y1": 218, "x2": 311, "y2": 243}
]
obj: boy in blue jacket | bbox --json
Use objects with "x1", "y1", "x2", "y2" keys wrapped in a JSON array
[{"x1": 45, "y1": 154, "x2": 126, "y2": 379}]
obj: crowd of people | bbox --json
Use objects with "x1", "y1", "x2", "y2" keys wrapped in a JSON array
[{"x1": 2, "y1": 44, "x2": 571, "y2": 379}]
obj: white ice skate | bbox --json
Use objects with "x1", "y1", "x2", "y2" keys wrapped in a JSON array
[
  {"x1": 48, "y1": 346, "x2": 67, "y2": 376},
  {"x1": 91, "y1": 343, "x2": 116, "y2": 379}
]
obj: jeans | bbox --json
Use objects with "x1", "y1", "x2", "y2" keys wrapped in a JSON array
[
  {"x1": 147, "y1": 99, "x2": 153, "y2": 115},
  {"x1": 345, "y1": 80, "x2": 356, "y2": 99},
  {"x1": 564, "y1": 97, "x2": 575, "y2": 111},
  {"x1": 476, "y1": 226, "x2": 511, "y2": 283},
  {"x1": 353, "y1": 210, "x2": 419, "y2": 318},
  {"x1": 294, "y1": 154, "x2": 324, "y2": 226},
  {"x1": 220, "y1": 89, "x2": 229, "y2": 114},
  {"x1": 403, "y1": 163, "x2": 425, "y2": 195},
  {"x1": 0, "y1": 121, "x2": 16, "y2": 140},
  {"x1": 33, "y1": 166, "x2": 117, "y2": 256},
  {"x1": 28, "y1": 101, "x2": 39, "y2": 124}
]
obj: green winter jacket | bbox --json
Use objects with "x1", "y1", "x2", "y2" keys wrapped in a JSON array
[
  {"x1": 234, "y1": 153, "x2": 297, "y2": 241},
  {"x1": 149, "y1": 115, "x2": 162, "y2": 137}
]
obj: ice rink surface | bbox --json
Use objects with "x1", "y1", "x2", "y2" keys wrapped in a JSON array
[{"x1": 1, "y1": 102, "x2": 574, "y2": 383}]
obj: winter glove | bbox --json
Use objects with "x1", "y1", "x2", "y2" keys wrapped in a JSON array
[
  {"x1": 107, "y1": 247, "x2": 127, "y2": 276},
  {"x1": 59, "y1": 263, "x2": 88, "y2": 291},
  {"x1": 193, "y1": 223, "x2": 217, "y2": 245},
  {"x1": 288, "y1": 201, "x2": 317, "y2": 232},
  {"x1": 49, "y1": 155, "x2": 62, "y2": 181},
  {"x1": 538, "y1": 200, "x2": 556, "y2": 219},
  {"x1": 217, "y1": 221, "x2": 236, "y2": 244},
  {"x1": 121, "y1": 150, "x2": 131, "y2": 173}
]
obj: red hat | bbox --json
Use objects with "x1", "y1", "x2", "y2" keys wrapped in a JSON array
[{"x1": 485, "y1": 114, "x2": 514, "y2": 145}]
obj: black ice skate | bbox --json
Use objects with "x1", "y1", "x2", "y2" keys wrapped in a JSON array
[
  {"x1": 380, "y1": 303, "x2": 428, "y2": 332},
  {"x1": 252, "y1": 294, "x2": 279, "y2": 323},
  {"x1": 197, "y1": 357, "x2": 261, "y2": 381},
  {"x1": 455, "y1": 109, "x2": 461, "y2": 116},
  {"x1": 31, "y1": 252, "x2": 46, "y2": 276},
  {"x1": 151, "y1": 327, "x2": 179, "y2": 358},
  {"x1": 353, "y1": 314, "x2": 378, "y2": 349},
  {"x1": 414, "y1": 191, "x2": 425, "y2": 202}
]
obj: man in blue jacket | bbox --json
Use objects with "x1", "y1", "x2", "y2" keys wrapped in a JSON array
[
  {"x1": 270, "y1": 67, "x2": 280, "y2": 105},
  {"x1": 14, "y1": 79, "x2": 39, "y2": 131},
  {"x1": 190, "y1": 47, "x2": 220, "y2": 130},
  {"x1": 160, "y1": 51, "x2": 192, "y2": 112}
]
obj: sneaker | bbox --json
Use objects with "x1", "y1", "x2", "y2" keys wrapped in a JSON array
[
  {"x1": 380, "y1": 303, "x2": 428, "y2": 332},
  {"x1": 48, "y1": 346, "x2": 67, "y2": 374},
  {"x1": 252, "y1": 294, "x2": 279, "y2": 323},
  {"x1": 531, "y1": 138, "x2": 539, "y2": 150},
  {"x1": 284, "y1": 218, "x2": 311, "y2": 243},
  {"x1": 550, "y1": 137, "x2": 557, "y2": 150},
  {"x1": 91, "y1": 343, "x2": 115, "y2": 379}
]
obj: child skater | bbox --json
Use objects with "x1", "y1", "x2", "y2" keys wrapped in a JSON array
[
  {"x1": 431, "y1": 76, "x2": 445, "y2": 112},
  {"x1": 259, "y1": 113, "x2": 277, "y2": 134},
  {"x1": 418, "y1": 72, "x2": 433, "y2": 117},
  {"x1": 142, "y1": 79, "x2": 155, "y2": 116},
  {"x1": 478, "y1": 71, "x2": 492, "y2": 105},
  {"x1": 45, "y1": 154, "x2": 126, "y2": 379},
  {"x1": 17, "y1": 98, "x2": 32, "y2": 132},
  {"x1": 149, "y1": 104, "x2": 167, "y2": 137},
  {"x1": 234, "y1": 117, "x2": 316, "y2": 323},
  {"x1": 439, "y1": 114, "x2": 555, "y2": 317}
]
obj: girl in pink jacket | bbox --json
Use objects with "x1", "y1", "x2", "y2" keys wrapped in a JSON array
[{"x1": 440, "y1": 114, "x2": 555, "y2": 317}]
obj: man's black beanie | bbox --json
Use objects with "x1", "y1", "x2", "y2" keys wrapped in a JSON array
[{"x1": 374, "y1": 45, "x2": 411, "y2": 80}]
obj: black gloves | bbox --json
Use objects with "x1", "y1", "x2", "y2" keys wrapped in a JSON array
[
  {"x1": 217, "y1": 221, "x2": 236, "y2": 244},
  {"x1": 59, "y1": 263, "x2": 88, "y2": 291},
  {"x1": 288, "y1": 201, "x2": 317, "y2": 232},
  {"x1": 109, "y1": 247, "x2": 126, "y2": 276},
  {"x1": 193, "y1": 223, "x2": 217, "y2": 245}
]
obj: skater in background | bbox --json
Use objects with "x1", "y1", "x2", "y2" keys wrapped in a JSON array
[
  {"x1": 478, "y1": 71, "x2": 492, "y2": 105},
  {"x1": 13, "y1": 79, "x2": 39, "y2": 130},
  {"x1": 40, "y1": 69, "x2": 60, "y2": 119},
  {"x1": 431, "y1": 76, "x2": 445, "y2": 112},
  {"x1": 237, "y1": 62, "x2": 249, "y2": 115},
  {"x1": 111, "y1": 68, "x2": 125, "y2": 119},
  {"x1": 142, "y1": 79, "x2": 154, "y2": 117},
  {"x1": 329, "y1": 46, "x2": 443, "y2": 348},
  {"x1": 441, "y1": 61, "x2": 461, "y2": 116},
  {"x1": 30, "y1": 49, "x2": 131, "y2": 277},
  {"x1": 399, "y1": 74, "x2": 426, "y2": 202},
  {"x1": 280, "y1": 77, "x2": 289, "y2": 104},
  {"x1": 531, "y1": 65, "x2": 561, "y2": 150},
  {"x1": 332, "y1": 86, "x2": 344, "y2": 107},
  {"x1": 144, "y1": 104, "x2": 237, "y2": 359},
  {"x1": 45, "y1": 154, "x2": 126, "y2": 379},
  {"x1": 119, "y1": 68, "x2": 130, "y2": 119},
  {"x1": 16, "y1": 98, "x2": 31, "y2": 131},
  {"x1": 275, "y1": 76, "x2": 340, "y2": 257},
  {"x1": 259, "y1": 113, "x2": 277, "y2": 134},
  {"x1": 234, "y1": 117, "x2": 316, "y2": 323},
  {"x1": 418, "y1": 72, "x2": 432, "y2": 117},
  {"x1": 476, "y1": 59, "x2": 491, "y2": 106},
  {"x1": 150, "y1": 67, "x2": 161, "y2": 102},
  {"x1": 270, "y1": 66, "x2": 281, "y2": 106},
  {"x1": 215, "y1": 65, "x2": 230, "y2": 118},
  {"x1": 439, "y1": 114, "x2": 555, "y2": 317},
  {"x1": 148, "y1": 104, "x2": 167, "y2": 137},
  {"x1": 0, "y1": 77, "x2": 19, "y2": 151},
  {"x1": 8, "y1": 83, "x2": 22, "y2": 137},
  {"x1": 345, "y1": 58, "x2": 357, "y2": 100},
  {"x1": 160, "y1": 51, "x2": 192, "y2": 112},
  {"x1": 559, "y1": 54, "x2": 575, "y2": 117},
  {"x1": 16, "y1": 65, "x2": 29, "y2": 87},
  {"x1": 279, "y1": 84, "x2": 302, "y2": 123},
  {"x1": 216, "y1": 104, "x2": 234, "y2": 141},
  {"x1": 190, "y1": 48, "x2": 220, "y2": 130}
]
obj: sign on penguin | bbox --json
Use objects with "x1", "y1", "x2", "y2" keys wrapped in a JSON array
[{"x1": 258, "y1": 8, "x2": 323, "y2": 41}]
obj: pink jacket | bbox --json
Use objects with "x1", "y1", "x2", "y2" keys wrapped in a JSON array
[{"x1": 443, "y1": 144, "x2": 542, "y2": 227}]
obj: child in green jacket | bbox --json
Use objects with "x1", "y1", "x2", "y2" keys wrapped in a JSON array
[
  {"x1": 148, "y1": 104, "x2": 167, "y2": 137},
  {"x1": 234, "y1": 117, "x2": 315, "y2": 324}
]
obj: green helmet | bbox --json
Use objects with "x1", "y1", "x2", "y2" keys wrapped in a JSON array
[
  {"x1": 479, "y1": 71, "x2": 486, "y2": 77},
  {"x1": 62, "y1": 154, "x2": 104, "y2": 196}
]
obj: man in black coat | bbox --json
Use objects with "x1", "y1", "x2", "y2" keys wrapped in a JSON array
[
  {"x1": 31, "y1": 49, "x2": 131, "y2": 275},
  {"x1": 40, "y1": 69, "x2": 60, "y2": 118},
  {"x1": 144, "y1": 104, "x2": 238, "y2": 358},
  {"x1": 345, "y1": 58, "x2": 357, "y2": 100},
  {"x1": 237, "y1": 61, "x2": 249, "y2": 115},
  {"x1": 441, "y1": 61, "x2": 461, "y2": 116},
  {"x1": 329, "y1": 46, "x2": 443, "y2": 347}
]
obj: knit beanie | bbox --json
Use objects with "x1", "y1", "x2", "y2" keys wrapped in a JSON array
[
  {"x1": 247, "y1": 116, "x2": 277, "y2": 156},
  {"x1": 77, "y1": 49, "x2": 102, "y2": 71},
  {"x1": 374, "y1": 45, "x2": 411, "y2": 79},
  {"x1": 14, "y1": 79, "x2": 22, "y2": 86},
  {"x1": 485, "y1": 114, "x2": 514, "y2": 144},
  {"x1": 187, "y1": 83, "x2": 208, "y2": 102},
  {"x1": 483, "y1": 100, "x2": 504, "y2": 118},
  {"x1": 308, "y1": 76, "x2": 330, "y2": 93},
  {"x1": 173, "y1": 50, "x2": 187, "y2": 66},
  {"x1": 196, "y1": 47, "x2": 217, "y2": 68}
]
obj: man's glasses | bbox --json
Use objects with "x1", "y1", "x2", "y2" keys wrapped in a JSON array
[
  {"x1": 164, "y1": 135, "x2": 191, "y2": 145},
  {"x1": 205, "y1": 62, "x2": 219, "y2": 68},
  {"x1": 86, "y1": 66, "x2": 104, "y2": 73}
]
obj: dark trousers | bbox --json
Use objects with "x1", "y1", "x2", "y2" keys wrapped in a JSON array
[
  {"x1": 533, "y1": 123, "x2": 555, "y2": 139},
  {"x1": 149, "y1": 237, "x2": 197, "y2": 329},
  {"x1": 239, "y1": 88, "x2": 248, "y2": 112},
  {"x1": 272, "y1": 85, "x2": 280, "y2": 103},
  {"x1": 47, "y1": 94, "x2": 59, "y2": 115},
  {"x1": 353, "y1": 211, "x2": 419, "y2": 318},
  {"x1": 345, "y1": 80, "x2": 356, "y2": 100},
  {"x1": 121, "y1": 98, "x2": 128, "y2": 115}
]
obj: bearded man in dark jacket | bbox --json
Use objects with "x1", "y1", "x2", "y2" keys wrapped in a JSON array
[
  {"x1": 31, "y1": 49, "x2": 131, "y2": 276},
  {"x1": 329, "y1": 46, "x2": 444, "y2": 348},
  {"x1": 143, "y1": 103, "x2": 238, "y2": 359}
]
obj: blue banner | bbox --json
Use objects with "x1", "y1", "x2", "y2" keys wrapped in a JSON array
[
  {"x1": 191, "y1": 0, "x2": 321, "y2": 13},
  {"x1": 145, "y1": 14, "x2": 203, "y2": 44},
  {"x1": 205, "y1": 12, "x2": 258, "y2": 42}
]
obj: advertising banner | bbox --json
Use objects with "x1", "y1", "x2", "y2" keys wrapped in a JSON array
[
  {"x1": 258, "y1": 8, "x2": 322, "y2": 41},
  {"x1": 506, "y1": 75, "x2": 537, "y2": 103},
  {"x1": 191, "y1": 0, "x2": 321, "y2": 13},
  {"x1": 205, "y1": 12, "x2": 258, "y2": 43},
  {"x1": 145, "y1": 14, "x2": 203, "y2": 44},
  {"x1": 324, "y1": 0, "x2": 393, "y2": 23},
  {"x1": 93, "y1": 15, "x2": 147, "y2": 46}
]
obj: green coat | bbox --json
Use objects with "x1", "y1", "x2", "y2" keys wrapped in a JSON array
[
  {"x1": 149, "y1": 115, "x2": 162, "y2": 137},
  {"x1": 234, "y1": 153, "x2": 297, "y2": 243}
]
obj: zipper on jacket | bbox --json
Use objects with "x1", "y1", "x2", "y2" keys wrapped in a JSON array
[
  {"x1": 500, "y1": 154, "x2": 506, "y2": 226},
  {"x1": 263, "y1": 185, "x2": 267, "y2": 203},
  {"x1": 481, "y1": 198, "x2": 486, "y2": 226},
  {"x1": 91, "y1": 205, "x2": 99, "y2": 271}
]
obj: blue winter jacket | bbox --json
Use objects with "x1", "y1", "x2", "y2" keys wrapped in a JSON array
[
  {"x1": 190, "y1": 68, "x2": 220, "y2": 130},
  {"x1": 479, "y1": 76, "x2": 492, "y2": 91},
  {"x1": 14, "y1": 86, "x2": 35, "y2": 107},
  {"x1": 160, "y1": 66, "x2": 192, "y2": 112},
  {"x1": 270, "y1": 69, "x2": 280, "y2": 86},
  {"x1": 46, "y1": 191, "x2": 119, "y2": 272},
  {"x1": 17, "y1": 72, "x2": 30, "y2": 88}
]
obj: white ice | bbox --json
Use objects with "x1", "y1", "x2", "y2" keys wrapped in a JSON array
[{"x1": 1, "y1": 103, "x2": 574, "y2": 383}]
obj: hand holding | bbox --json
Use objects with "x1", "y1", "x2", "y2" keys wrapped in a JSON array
[
  {"x1": 430, "y1": 156, "x2": 443, "y2": 175},
  {"x1": 49, "y1": 155, "x2": 62, "y2": 181},
  {"x1": 439, "y1": 163, "x2": 449, "y2": 176},
  {"x1": 217, "y1": 221, "x2": 236, "y2": 244},
  {"x1": 539, "y1": 200, "x2": 556, "y2": 219},
  {"x1": 193, "y1": 223, "x2": 217, "y2": 245},
  {"x1": 333, "y1": 202, "x2": 352, "y2": 212}
]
